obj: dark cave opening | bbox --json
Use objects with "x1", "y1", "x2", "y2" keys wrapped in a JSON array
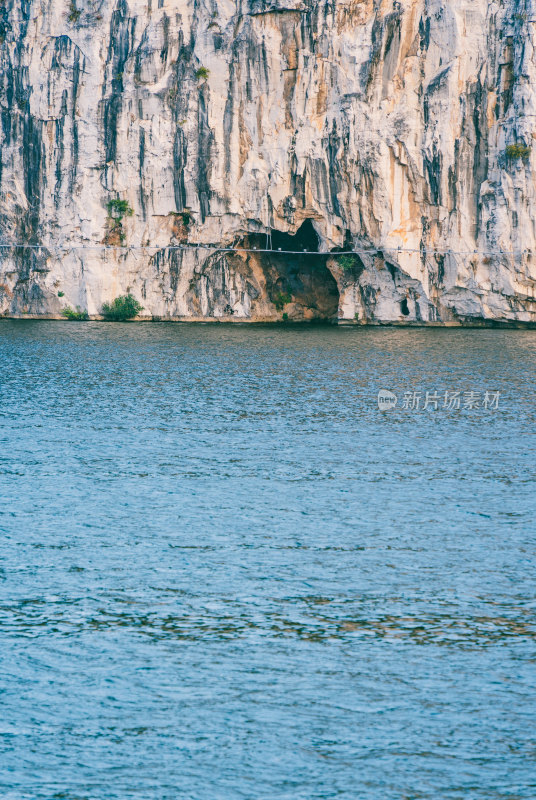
[
  {"x1": 243, "y1": 220, "x2": 339, "y2": 321},
  {"x1": 269, "y1": 218, "x2": 320, "y2": 253}
]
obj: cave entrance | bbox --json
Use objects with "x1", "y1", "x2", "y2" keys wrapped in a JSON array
[
  {"x1": 245, "y1": 220, "x2": 340, "y2": 322},
  {"x1": 269, "y1": 218, "x2": 320, "y2": 252}
]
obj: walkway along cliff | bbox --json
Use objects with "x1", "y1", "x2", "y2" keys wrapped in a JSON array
[{"x1": 1, "y1": 0, "x2": 536, "y2": 324}]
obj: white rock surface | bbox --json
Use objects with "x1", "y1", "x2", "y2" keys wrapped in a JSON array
[{"x1": 1, "y1": 0, "x2": 536, "y2": 323}]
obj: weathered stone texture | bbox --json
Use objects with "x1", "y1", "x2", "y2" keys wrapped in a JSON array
[{"x1": 1, "y1": 0, "x2": 536, "y2": 323}]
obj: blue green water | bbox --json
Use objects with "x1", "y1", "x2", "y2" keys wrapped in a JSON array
[{"x1": 0, "y1": 321, "x2": 535, "y2": 799}]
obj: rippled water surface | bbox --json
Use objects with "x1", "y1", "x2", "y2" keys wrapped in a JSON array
[{"x1": 1, "y1": 321, "x2": 535, "y2": 799}]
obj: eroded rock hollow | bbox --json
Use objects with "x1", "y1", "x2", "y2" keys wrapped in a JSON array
[{"x1": 1, "y1": 0, "x2": 536, "y2": 323}]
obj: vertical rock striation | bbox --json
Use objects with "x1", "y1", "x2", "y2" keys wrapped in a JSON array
[{"x1": 1, "y1": 0, "x2": 536, "y2": 323}]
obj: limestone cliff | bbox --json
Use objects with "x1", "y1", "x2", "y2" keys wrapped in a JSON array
[{"x1": 1, "y1": 0, "x2": 536, "y2": 323}]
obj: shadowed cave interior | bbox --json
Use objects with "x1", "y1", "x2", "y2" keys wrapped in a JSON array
[{"x1": 241, "y1": 220, "x2": 340, "y2": 321}]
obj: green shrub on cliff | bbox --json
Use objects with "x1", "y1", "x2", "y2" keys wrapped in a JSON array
[
  {"x1": 274, "y1": 292, "x2": 292, "y2": 311},
  {"x1": 101, "y1": 295, "x2": 143, "y2": 321},
  {"x1": 62, "y1": 306, "x2": 89, "y2": 321},
  {"x1": 105, "y1": 200, "x2": 134, "y2": 246},
  {"x1": 338, "y1": 254, "x2": 358, "y2": 271},
  {"x1": 106, "y1": 199, "x2": 134, "y2": 219},
  {"x1": 505, "y1": 143, "x2": 531, "y2": 160}
]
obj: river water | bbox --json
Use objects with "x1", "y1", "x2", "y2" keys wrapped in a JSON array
[{"x1": 0, "y1": 321, "x2": 535, "y2": 799}]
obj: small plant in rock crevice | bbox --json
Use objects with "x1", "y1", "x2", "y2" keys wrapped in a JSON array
[
  {"x1": 169, "y1": 209, "x2": 192, "y2": 243},
  {"x1": 107, "y1": 199, "x2": 133, "y2": 219},
  {"x1": 105, "y1": 199, "x2": 134, "y2": 246},
  {"x1": 195, "y1": 67, "x2": 210, "y2": 80},
  {"x1": 337, "y1": 254, "x2": 359, "y2": 271},
  {"x1": 67, "y1": 3, "x2": 81, "y2": 23},
  {"x1": 505, "y1": 143, "x2": 531, "y2": 160},
  {"x1": 101, "y1": 295, "x2": 143, "y2": 321},
  {"x1": 274, "y1": 291, "x2": 292, "y2": 311}
]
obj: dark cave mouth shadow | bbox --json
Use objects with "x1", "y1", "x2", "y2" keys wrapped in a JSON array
[{"x1": 240, "y1": 220, "x2": 340, "y2": 321}]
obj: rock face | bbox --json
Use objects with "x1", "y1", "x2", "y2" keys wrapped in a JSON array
[{"x1": 1, "y1": 0, "x2": 536, "y2": 323}]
